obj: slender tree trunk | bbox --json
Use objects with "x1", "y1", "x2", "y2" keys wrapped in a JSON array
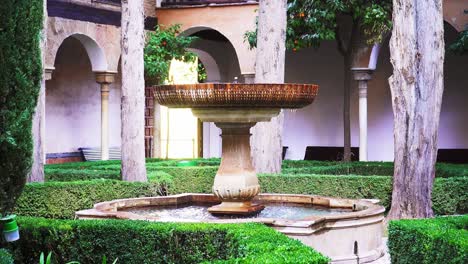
[
  {"x1": 121, "y1": 0, "x2": 147, "y2": 182},
  {"x1": 342, "y1": 54, "x2": 352, "y2": 162},
  {"x1": 387, "y1": 0, "x2": 444, "y2": 219},
  {"x1": 29, "y1": 0, "x2": 47, "y2": 182},
  {"x1": 250, "y1": 0, "x2": 287, "y2": 173}
]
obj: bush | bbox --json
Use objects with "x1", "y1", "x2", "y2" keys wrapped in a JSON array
[
  {"x1": 17, "y1": 165, "x2": 467, "y2": 219},
  {"x1": 0, "y1": 0, "x2": 43, "y2": 214},
  {"x1": 14, "y1": 180, "x2": 165, "y2": 219},
  {"x1": 155, "y1": 167, "x2": 467, "y2": 215},
  {"x1": 0, "y1": 249, "x2": 13, "y2": 264},
  {"x1": 4, "y1": 217, "x2": 329, "y2": 264},
  {"x1": 388, "y1": 215, "x2": 468, "y2": 264}
]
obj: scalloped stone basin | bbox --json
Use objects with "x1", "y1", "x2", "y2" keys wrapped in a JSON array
[
  {"x1": 76, "y1": 193, "x2": 385, "y2": 264},
  {"x1": 151, "y1": 83, "x2": 319, "y2": 214}
]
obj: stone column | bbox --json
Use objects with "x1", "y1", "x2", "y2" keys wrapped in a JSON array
[
  {"x1": 152, "y1": 97, "x2": 161, "y2": 158},
  {"x1": 242, "y1": 73, "x2": 255, "y2": 84},
  {"x1": 351, "y1": 68, "x2": 373, "y2": 161},
  {"x1": 95, "y1": 71, "x2": 116, "y2": 160}
]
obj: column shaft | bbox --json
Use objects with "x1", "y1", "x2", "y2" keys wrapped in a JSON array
[
  {"x1": 95, "y1": 72, "x2": 116, "y2": 161},
  {"x1": 358, "y1": 81, "x2": 368, "y2": 161},
  {"x1": 101, "y1": 83, "x2": 110, "y2": 160}
]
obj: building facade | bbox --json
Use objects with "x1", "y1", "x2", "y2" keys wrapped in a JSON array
[{"x1": 42, "y1": 0, "x2": 468, "y2": 163}]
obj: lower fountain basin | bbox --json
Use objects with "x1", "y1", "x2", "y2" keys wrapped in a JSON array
[{"x1": 76, "y1": 193, "x2": 385, "y2": 264}]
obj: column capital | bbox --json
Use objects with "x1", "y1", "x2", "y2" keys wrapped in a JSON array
[
  {"x1": 95, "y1": 71, "x2": 117, "y2": 84},
  {"x1": 351, "y1": 68, "x2": 373, "y2": 81},
  {"x1": 44, "y1": 66, "x2": 55, "y2": 81},
  {"x1": 241, "y1": 72, "x2": 255, "y2": 84}
]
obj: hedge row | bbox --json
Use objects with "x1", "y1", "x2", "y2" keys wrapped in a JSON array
[
  {"x1": 163, "y1": 167, "x2": 468, "y2": 215},
  {"x1": 3, "y1": 217, "x2": 328, "y2": 264},
  {"x1": 44, "y1": 160, "x2": 467, "y2": 182},
  {"x1": 388, "y1": 215, "x2": 468, "y2": 264},
  {"x1": 15, "y1": 180, "x2": 164, "y2": 219},
  {"x1": 15, "y1": 167, "x2": 467, "y2": 219}
]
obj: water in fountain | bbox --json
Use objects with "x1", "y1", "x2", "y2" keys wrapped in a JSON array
[{"x1": 122, "y1": 203, "x2": 353, "y2": 221}]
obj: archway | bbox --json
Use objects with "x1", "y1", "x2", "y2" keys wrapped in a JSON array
[{"x1": 45, "y1": 34, "x2": 121, "y2": 163}]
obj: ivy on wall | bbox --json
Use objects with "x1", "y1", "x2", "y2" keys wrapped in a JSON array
[
  {"x1": 449, "y1": 30, "x2": 468, "y2": 55},
  {"x1": 0, "y1": 0, "x2": 43, "y2": 214}
]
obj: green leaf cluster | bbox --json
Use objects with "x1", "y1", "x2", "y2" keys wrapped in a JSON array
[
  {"x1": 12, "y1": 160, "x2": 467, "y2": 219},
  {"x1": 388, "y1": 215, "x2": 468, "y2": 264},
  {"x1": 144, "y1": 24, "x2": 197, "y2": 84},
  {"x1": 0, "y1": 248, "x2": 14, "y2": 264},
  {"x1": 0, "y1": 0, "x2": 44, "y2": 215},
  {"x1": 245, "y1": 0, "x2": 392, "y2": 50},
  {"x1": 449, "y1": 30, "x2": 468, "y2": 55},
  {"x1": 4, "y1": 218, "x2": 328, "y2": 264}
]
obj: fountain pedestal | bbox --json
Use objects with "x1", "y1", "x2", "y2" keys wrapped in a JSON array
[{"x1": 192, "y1": 108, "x2": 280, "y2": 214}]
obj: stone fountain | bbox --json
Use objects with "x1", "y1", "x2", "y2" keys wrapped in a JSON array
[
  {"x1": 76, "y1": 83, "x2": 386, "y2": 263},
  {"x1": 152, "y1": 83, "x2": 318, "y2": 214}
]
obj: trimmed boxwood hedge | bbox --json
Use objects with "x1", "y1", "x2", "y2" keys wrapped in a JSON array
[
  {"x1": 4, "y1": 217, "x2": 329, "y2": 264},
  {"x1": 15, "y1": 167, "x2": 467, "y2": 219},
  {"x1": 388, "y1": 215, "x2": 468, "y2": 264},
  {"x1": 14, "y1": 160, "x2": 467, "y2": 219}
]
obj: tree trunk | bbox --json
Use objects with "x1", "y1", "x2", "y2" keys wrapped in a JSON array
[
  {"x1": 387, "y1": 0, "x2": 444, "y2": 219},
  {"x1": 342, "y1": 54, "x2": 352, "y2": 162},
  {"x1": 29, "y1": 0, "x2": 47, "y2": 182},
  {"x1": 121, "y1": 0, "x2": 147, "y2": 182},
  {"x1": 250, "y1": 0, "x2": 287, "y2": 174}
]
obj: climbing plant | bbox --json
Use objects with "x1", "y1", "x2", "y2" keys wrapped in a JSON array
[
  {"x1": 144, "y1": 24, "x2": 198, "y2": 85},
  {"x1": 0, "y1": 0, "x2": 43, "y2": 214},
  {"x1": 245, "y1": 0, "x2": 392, "y2": 162},
  {"x1": 448, "y1": 30, "x2": 468, "y2": 55}
]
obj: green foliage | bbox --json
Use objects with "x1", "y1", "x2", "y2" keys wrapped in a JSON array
[
  {"x1": 0, "y1": 249, "x2": 13, "y2": 264},
  {"x1": 0, "y1": 0, "x2": 44, "y2": 215},
  {"x1": 39, "y1": 252, "x2": 114, "y2": 264},
  {"x1": 388, "y1": 215, "x2": 468, "y2": 264},
  {"x1": 449, "y1": 30, "x2": 468, "y2": 55},
  {"x1": 245, "y1": 0, "x2": 392, "y2": 50},
  {"x1": 5, "y1": 217, "x2": 328, "y2": 264},
  {"x1": 14, "y1": 160, "x2": 467, "y2": 219},
  {"x1": 14, "y1": 180, "x2": 165, "y2": 219},
  {"x1": 198, "y1": 60, "x2": 208, "y2": 83},
  {"x1": 144, "y1": 24, "x2": 197, "y2": 84}
]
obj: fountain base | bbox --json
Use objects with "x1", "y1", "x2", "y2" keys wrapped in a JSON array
[{"x1": 208, "y1": 201, "x2": 265, "y2": 215}]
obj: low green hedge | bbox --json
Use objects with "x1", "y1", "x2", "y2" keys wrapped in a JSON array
[
  {"x1": 0, "y1": 249, "x2": 13, "y2": 264},
  {"x1": 161, "y1": 167, "x2": 467, "y2": 215},
  {"x1": 14, "y1": 180, "x2": 164, "y2": 219},
  {"x1": 4, "y1": 217, "x2": 328, "y2": 264},
  {"x1": 15, "y1": 167, "x2": 467, "y2": 219},
  {"x1": 388, "y1": 215, "x2": 468, "y2": 264}
]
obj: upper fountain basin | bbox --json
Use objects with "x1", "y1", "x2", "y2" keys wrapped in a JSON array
[{"x1": 151, "y1": 83, "x2": 319, "y2": 109}]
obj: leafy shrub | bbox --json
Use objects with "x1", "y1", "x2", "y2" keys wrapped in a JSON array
[
  {"x1": 0, "y1": 0, "x2": 43, "y2": 214},
  {"x1": 4, "y1": 217, "x2": 329, "y2": 264},
  {"x1": 144, "y1": 24, "x2": 197, "y2": 85},
  {"x1": 14, "y1": 180, "x2": 165, "y2": 219},
  {"x1": 388, "y1": 215, "x2": 468, "y2": 264},
  {"x1": 16, "y1": 165, "x2": 467, "y2": 219},
  {"x1": 0, "y1": 249, "x2": 13, "y2": 264}
]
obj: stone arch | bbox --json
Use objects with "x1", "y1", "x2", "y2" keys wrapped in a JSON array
[
  {"x1": 181, "y1": 26, "x2": 241, "y2": 82},
  {"x1": 45, "y1": 17, "x2": 121, "y2": 72},
  {"x1": 187, "y1": 48, "x2": 221, "y2": 82},
  {"x1": 443, "y1": 0, "x2": 467, "y2": 32},
  {"x1": 53, "y1": 33, "x2": 108, "y2": 72},
  {"x1": 155, "y1": 4, "x2": 258, "y2": 74}
]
